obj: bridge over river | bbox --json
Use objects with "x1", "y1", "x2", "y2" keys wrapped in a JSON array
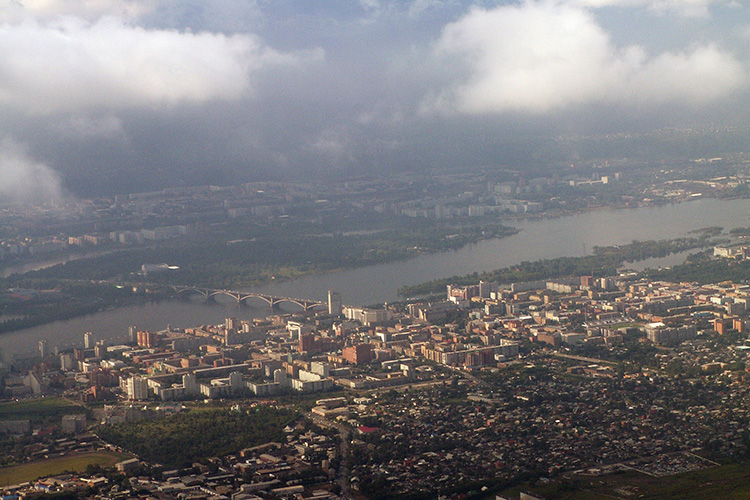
[{"x1": 170, "y1": 286, "x2": 326, "y2": 311}]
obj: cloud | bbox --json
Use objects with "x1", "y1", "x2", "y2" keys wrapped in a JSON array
[
  {"x1": 0, "y1": 0, "x2": 746, "y2": 197},
  {"x1": 568, "y1": 0, "x2": 734, "y2": 17},
  {"x1": 0, "y1": 139, "x2": 68, "y2": 205},
  {"x1": 0, "y1": 0, "x2": 157, "y2": 22},
  {"x1": 424, "y1": 2, "x2": 745, "y2": 114},
  {"x1": 0, "y1": 16, "x2": 323, "y2": 114},
  {"x1": 625, "y1": 45, "x2": 746, "y2": 102},
  {"x1": 55, "y1": 115, "x2": 127, "y2": 140}
]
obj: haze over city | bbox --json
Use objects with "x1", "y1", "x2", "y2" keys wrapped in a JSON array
[
  {"x1": 1, "y1": 0, "x2": 750, "y2": 199},
  {"x1": 7, "y1": 2, "x2": 750, "y2": 500}
]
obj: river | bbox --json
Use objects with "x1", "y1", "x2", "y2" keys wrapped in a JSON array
[
  {"x1": 2, "y1": 197, "x2": 749, "y2": 361},
  {"x1": 251, "y1": 197, "x2": 749, "y2": 304}
]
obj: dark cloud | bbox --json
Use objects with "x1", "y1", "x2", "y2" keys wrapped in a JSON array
[{"x1": 0, "y1": 0, "x2": 748, "y2": 197}]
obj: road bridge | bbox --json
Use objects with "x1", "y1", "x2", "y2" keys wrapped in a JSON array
[{"x1": 170, "y1": 286, "x2": 326, "y2": 311}]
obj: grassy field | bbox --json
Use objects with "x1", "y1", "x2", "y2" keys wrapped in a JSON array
[
  {"x1": 0, "y1": 451, "x2": 129, "y2": 485},
  {"x1": 0, "y1": 397, "x2": 82, "y2": 423},
  {"x1": 497, "y1": 461, "x2": 750, "y2": 500}
]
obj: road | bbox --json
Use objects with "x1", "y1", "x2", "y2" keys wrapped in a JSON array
[
  {"x1": 308, "y1": 412, "x2": 354, "y2": 499},
  {"x1": 552, "y1": 352, "x2": 618, "y2": 366}
]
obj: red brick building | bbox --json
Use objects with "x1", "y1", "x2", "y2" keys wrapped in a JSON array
[{"x1": 342, "y1": 343, "x2": 374, "y2": 365}]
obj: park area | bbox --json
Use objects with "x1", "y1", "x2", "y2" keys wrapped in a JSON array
[
  {"x1": 0, "y1": 451, "x2": 129, "y2": 486},
  {"x1": 0, "y1": 397, "x2": 82, "y2": 424}
]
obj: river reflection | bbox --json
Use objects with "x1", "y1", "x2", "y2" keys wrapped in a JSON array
[
  {"x1": 251, "y1": 197, "x2": 750, "y2": 304},
  {"x1": 3, "y1": 197, "x2": 750, "y2": 360}
]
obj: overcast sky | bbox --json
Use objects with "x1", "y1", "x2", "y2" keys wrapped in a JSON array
[{"x1": 1, "y1": 0, "x2": 749, "y2": 200}]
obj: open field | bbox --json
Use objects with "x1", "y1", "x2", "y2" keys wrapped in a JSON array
[
  {"x1": 0, "y1": 397, "x2": 82, "y2": 423},
  {"x1": 497, "y1": 460, "x2": 750, "y2": 500},
  {"x1": 0, "y1": 451, "x2": 130, "y2": 485}
]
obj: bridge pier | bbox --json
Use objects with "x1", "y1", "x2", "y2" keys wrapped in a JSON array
[{"x1": 168, "y1": 286, "x2": 325, "y2": 311}]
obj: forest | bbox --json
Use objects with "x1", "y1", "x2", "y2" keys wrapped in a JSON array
[
  {"x1": 97, "y1": 407, "x2": 299, "y2": 467},
  {"x1": 398, "y1": 236, "x2": 720, "y2": 297}
]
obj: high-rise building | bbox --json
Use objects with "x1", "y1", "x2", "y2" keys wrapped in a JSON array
[
  {"x1": 274, "y1": 369, "x2": 289, "y2": 386},
  {"x1": 38, "y1": 339, "x2": 48, "y2": 358},
  {"x1": 328, "y1": 290, "x2": 343, "y2": 316},
  {"x1": 183, "y1": 373, "x2": 198, "y2": 395},
  {"x1": 128, "y1": 326, "x2": 137, "y2": 343},
  {"x1": 60, "y1": 353, "x2": 75, "y2": 371},
  {"x1": 287, "y1": 321, "x2": 312, "y2": 340},
  {"x1": 479, "y1": 281, "x2": 491, "y2": 298},
  {"x1": 84, "y1": 331, "x2": 94, "y2": 349},
  {"x1": 299, "y1": 333, "x2": 316, "y2": 353},
  {"x1": 229, "y1": 371, "x2": 243, "y2": 389},
  {"x1": 226, "y1": 317, "x2": 240, "y2": 332},
  {"x1": 126, "y1": 376, "x2": 149, "y2": 400},
  {"x1": 137, "y1": 330, "x2": 158, "y2": 348}
]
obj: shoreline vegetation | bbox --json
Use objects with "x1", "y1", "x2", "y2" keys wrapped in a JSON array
[
  {"x1": 397, "y1": 235, "x2": 722, "y2": 298},
  {"x1": 0, "y1": 219, "x2": 519, "y2": 335},
  {"x1": 0, "y1": 235, "x2": 723, "y2": 337},
  {"x1": 10, "y1": 220, "x2": 520, "y2": 289},
  {"x1": 0, "y1": 197, "x2": 742, "y2": 336},
  {"x1": 0, "y1": 193, "x2": 729, "y2": 283}
]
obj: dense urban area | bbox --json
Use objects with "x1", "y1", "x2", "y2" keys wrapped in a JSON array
[
  {"x1": 7, "y1": 0, "x2": 750, "y2": 497},
  {"x1": 4, "y1": 155, "x2": 750, "y2": 500},
  {"x1": 7, "y1": 269, "x2": 750, "y2": 500}
]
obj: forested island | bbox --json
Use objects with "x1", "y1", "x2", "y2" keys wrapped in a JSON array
[
  {"x1": 18, "y1": 217, "x2": 517, "y2": 289},
  {"x1": 398, "y1": 236, "x2": 722, "y2": 298}
]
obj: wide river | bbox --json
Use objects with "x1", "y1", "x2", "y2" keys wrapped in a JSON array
[{"x1": 2, "y1": 197, "x2": 749, "y2": 361}]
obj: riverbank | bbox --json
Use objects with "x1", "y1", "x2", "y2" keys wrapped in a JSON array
[
  {"x1": 5, "y1": 197, "x2": 750, "y2": 360},
  {"x1": 0, "y1": 222, "x2": 521, "y2": 339},
  {"x1": 249, "y1": 197, "x2": 750, "y2": 305},
  {"x1": 8, "y1": 220, "x2": 518, "y2": 290},
  {"x1": 396, "y1": 236, "x2": 719, "y2": 297}
]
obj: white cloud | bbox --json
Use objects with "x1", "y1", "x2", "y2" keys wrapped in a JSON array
[
  {"x1": 568, "y1": 0, "x2": 733, "y2": 17},
  {"x1": 0, "y1": 0, "x2": 157, "y2": 22},
  {"x1": 424, "y1": 2, "x2": 745, "y2": 114},
  {"x1": 625, "y1": 45, "x2": 745, "y2": 102},
  {"x1": 0, "y1": 16, "x2": 323, "y2": 114},
  {"x1": 0, "y1": 139, "x2": 68, "y2": 205}
]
